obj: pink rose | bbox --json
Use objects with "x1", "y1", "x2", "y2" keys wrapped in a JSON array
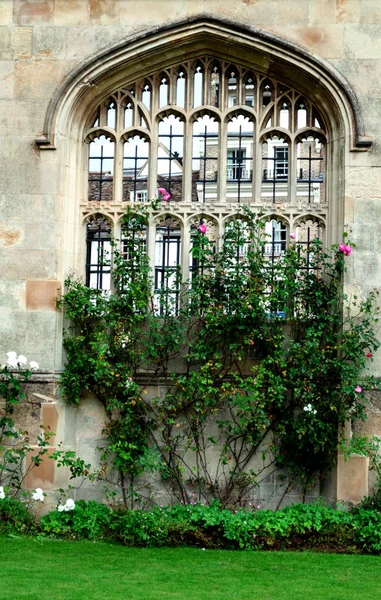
[
  {"x1": 354, "y1": 386, "x2": 362, "y2": 394},
  {"x1": 198, "y1": 224, "x2": 207, "y2": 234},
  {"x1": 338, "y1": 243, "x2": 352, "y2": 256},
  {"x1": 290, "y1": 233, "x2": 296, "y2": 239},
  {"x1": 158, "y1": 188, "x2": 171, "y2": 201}
]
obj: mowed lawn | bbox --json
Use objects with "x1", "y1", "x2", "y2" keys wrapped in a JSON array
[{"x1": 1, "y1": 538, "x2": 381, "y2": 600}]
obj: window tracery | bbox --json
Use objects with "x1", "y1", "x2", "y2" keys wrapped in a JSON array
[{"x1": 82, "y1": 56, "x2": 329, "y2": 293}]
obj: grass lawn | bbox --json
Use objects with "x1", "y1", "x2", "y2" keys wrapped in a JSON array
[{"x1": 1, "y1": 538, "x2": 380, "y2": 600}]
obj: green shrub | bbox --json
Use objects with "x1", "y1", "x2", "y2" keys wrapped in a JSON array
[
  {"x1": 351, "y1": 508, "x2": 381, "y2": 553},
  {"x1": 110, "y1": 506, "x2": 172, "y2": 547},
  {"x1": 39, "y1": 500, "x2": 111, "y2": 540},
  {"x1": 34, "y1": 499, "x2": 381, "y2": 554},
  {"x1": 0, "y1": 498, "x2": 34, "y2": 534}
]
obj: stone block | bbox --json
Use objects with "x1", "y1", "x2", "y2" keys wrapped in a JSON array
[
  {"x1": 25, "y1": 381, "x2": 58, "y2": 404},
  {"x1": 336, "y1": 0, "x2": 360, "y2": 24},
  {"x1": 14, "y1": 60, "x2": 73, "y2": 100},
  {"x1": 65, "y1": 25, "x2": 134, "y2": 59},
  {"x1": 337, "y1": 455, "x2": 369, "y2": 503},
  {"x1": 12, "y1": 26, "x2": 33, "y2": 59},
  {"x1": 270, "y1": 24, "x2": 344, "y2": 58},
  {"x1": 90, "y1": 0, "x2": 120, "y2": 25},
  {"x1": 0, "y1": 99, "x2": 48, "y2": 136},
  {"x1": 33, "y1": 25, "x2": 68, "y2": 59},
  {"x1": 0, "y1": 279, "x2": 26, "y2": 311},
  {"x1": 344, "y1": 25, "x2": 381, "y2": 59},
  {"x1": 0, "y1": 193, "x2": 57, "y2": 222},
  {"x1": 0, "y1": 248, "x2": 59, "y2": 279},
  {"x1": 274, "y1": 0, "x2": 309, "y2": 26},
  {"x1": 11, "y1": 400, "x2": 42, "y2": 445},
  {"x1": 23, "y1": 220, "x2": 60, "y2": 251},
  {"x1": 0, "y1": 61, "x2": 14, "y2": 99},
  {"x1": 42, "y1": 402, "x2": 77, "y2": 446},
  {"x1": 0, "y1": 1, "x2": 13, "y2": 25},
  {"x1": 0, "y1": 220, "x2": 23, "y2": 248},
  {"x1": 26, "y1": 280, "x2": 60, "y2": 311},
  {"x1": 54, "y1": 0, "x2": 90, "y2": 26},
  {"x1": 0, "y1": 310, "x2": 61, "y2": 372},
  {"x1": 23, "y1": 447, "x2": 72, "y2": 491},
  {"x1": 119, "y1": 0, "x2": 188, "y2": 26},
  {"x1": 360, "y1": 0, "x2": 381, "y2": 24},
  {"x1": 77, "y1": 393, "x2": 107, "y2": 441},
  {"x1": 13, "y1": 0, "x2": 54, "y2": 25},
  {"x1": 353, "y1": 412, "x2": 381, "y2": 437},
  {"x1": 309, "y1": 0, "x2": 337, "y2": 24},
  {"x1": 0, "y1": 26, "x2": 12, "y2": 60}
]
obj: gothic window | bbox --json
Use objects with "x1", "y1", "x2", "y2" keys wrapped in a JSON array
[{"x1": 82, "y1": 56, "x2": 329, "y2": 292}]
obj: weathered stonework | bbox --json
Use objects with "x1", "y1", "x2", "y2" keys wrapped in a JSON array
[{"x1": 1, "y1": 0, "x2": 381, "y2": 508}]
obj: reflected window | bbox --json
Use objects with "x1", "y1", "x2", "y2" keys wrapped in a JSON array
[
  {"x1": 176, "y1": 69, "x2": 186, "y2": 108},
  {"x1": 88, "y1": 136, "x2": 114, "y2": 201},
  {"x1": 142, "y1": 82, "x2": 151, "y2": 109},
  {"x1": 193, "y1": 65, "x2": 203, "y2": 108},
  {"x1": 154, "y1": 218, "x2": 182, "y2": 315},
  {"x1": 107, "y1": 101, "x2": 116, "y2": 129},
  {"x1": 264, "y1": 220, "x2": 287, "y2": 258},
  {"x1": 86, "y1": 216, "x2": 111, "y2": 290},
  {"x1": 123, "y1": 135, "x2": 149, "y2": 202},
  {"x1": 227, "y1": 116, "x2": 253, "y2": 203},
  {"x1": 297, "y1": 136, "x2": 325, "y2": 204},
  {"x1": 124, "y1": 101, "x2": 134, "y2": 128},
  {"x1": 192, "y1": 115, "x2": 219, "y2": 202},
  {"x1": 210, "y1": 63, "x2": 220, "y2": 107},
  {"x1": 157, "y1": 115, "x2": 184, "y2": 202},
  {"x1": 159, "y1": 75, "x2": 169, "y2": 108}
]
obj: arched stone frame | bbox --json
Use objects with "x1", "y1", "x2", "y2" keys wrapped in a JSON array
[{"x1": 35, "y1": 15, "x2": 371, "y2": 367}]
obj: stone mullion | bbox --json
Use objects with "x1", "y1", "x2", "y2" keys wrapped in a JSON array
[
  {"x1": 185, "y1": 63, "x2": 192, "y2": 112},
  {"x1": 149, "y1": 120, "x2": 158, "y2": 201},
  {"x1": 114, "y1": 136, "x2": 123, "y2": 203},
  {"x1": 255, "y1": 129, "x2": 263, "y2": 208},
  {"x1": 289, "y1": 136, "x2": 295, "y2": 205},
  {"x1": 218, "y1": 118, "x2": 227, "y2": 203},
  {"x1": 251, "y1": 122, "x2": 257, "y2": 203},
  {"x1": 147, "y1": 216, "x2": 156, "y2": 298},
  {"x1": 169, "y1": 68, "x2": 176, "y2": 106},
  {"x1": 183, "y1": 117, "x2": 193, "y2": 203},
  {"x1": 181, "y1": 221, "x2": 190, "y2": 288}
]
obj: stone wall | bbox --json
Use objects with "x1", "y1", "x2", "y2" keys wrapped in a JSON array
[{"x1": 1, "y1": 0, "x2": 381, "y2": 507}]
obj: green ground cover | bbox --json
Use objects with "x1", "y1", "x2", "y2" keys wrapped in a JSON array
[{"x1": 1, "y1": 539, "x2": 380, "y2": 600}]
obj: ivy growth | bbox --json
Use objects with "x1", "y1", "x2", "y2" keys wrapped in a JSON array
[{"x1": 58, "y1": 205, "x2": 380, "y2": 508}]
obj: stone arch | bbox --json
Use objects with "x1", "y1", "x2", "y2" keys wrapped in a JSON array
[{"x1": 36, "y1": 15, "x2": 371, "y2": 152}]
